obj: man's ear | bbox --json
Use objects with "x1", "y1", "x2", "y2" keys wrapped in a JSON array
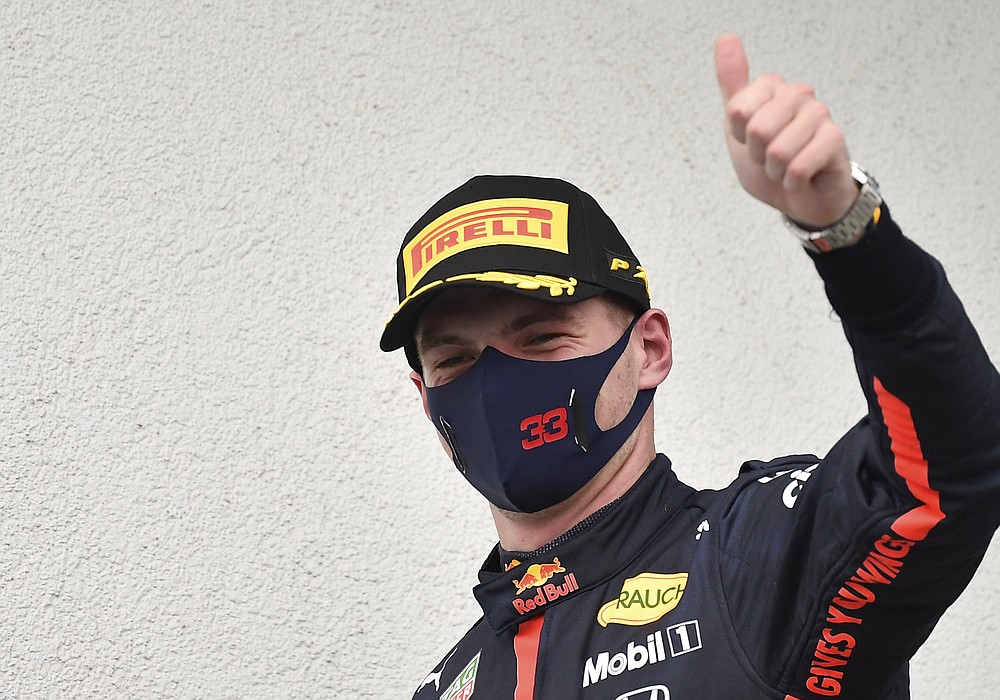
[
  {"x1": 635, "y1": 308, "x2": 673, "y2": 390},
  {"x1": 410, "y1": 370, "x2": 433, "y2": 421}
]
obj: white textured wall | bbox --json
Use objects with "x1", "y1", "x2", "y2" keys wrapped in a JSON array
[{"x1": 3, "y1": 1, "x2": 997, "y2": 697}]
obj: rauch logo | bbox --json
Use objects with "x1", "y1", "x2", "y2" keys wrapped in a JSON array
[{"x1": 597, "y1": 572, "x2": 688, "y2": 627}]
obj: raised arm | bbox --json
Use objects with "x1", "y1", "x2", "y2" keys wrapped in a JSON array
[{"x1": 713, "y1": 33, "x2": 1000, "y2": 699}]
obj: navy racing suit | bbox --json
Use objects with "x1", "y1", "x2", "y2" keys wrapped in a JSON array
[{"x1": 410, "y1": 204, "x2": 1000, "y2": 700}]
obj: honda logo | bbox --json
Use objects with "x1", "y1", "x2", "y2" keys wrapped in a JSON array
[{"x1": 615, "y1": 685, "x2": 669, "y2": 700}]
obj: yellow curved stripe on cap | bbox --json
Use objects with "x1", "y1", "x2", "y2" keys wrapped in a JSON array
[{"x1": 384, "y1": 273, "x2": 578, "y2": 328}]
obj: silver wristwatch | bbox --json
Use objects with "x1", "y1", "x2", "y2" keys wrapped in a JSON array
[{"x1": 784, "y1": 162, "x2": 883, "y2": 253}]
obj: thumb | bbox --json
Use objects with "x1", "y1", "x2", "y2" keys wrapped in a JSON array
[{"x1": 714, "y1": 33, "x2": 749, "y2": 101}]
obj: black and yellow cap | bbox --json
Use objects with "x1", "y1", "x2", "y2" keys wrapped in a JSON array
[{"x1": 380, "y1": 175, "x2": 652, "y2": 361}]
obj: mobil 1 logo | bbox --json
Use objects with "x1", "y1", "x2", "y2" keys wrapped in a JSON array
[{"x1": 582, "y1": 620, "x2": 703, "y2": 689}]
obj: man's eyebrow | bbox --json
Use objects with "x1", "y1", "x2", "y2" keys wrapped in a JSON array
[
  {"x1": 501, "y1": 309, "x2": 576, "y2": 335},
  {"x1": 417, "y1": 331, "x2": 470, "y2": 353}
]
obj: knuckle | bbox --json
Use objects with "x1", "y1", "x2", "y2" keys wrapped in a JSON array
[
  {"x1": 820, "y1": 121, "x2": 846, "y2": 145},
  {"x1": 725, "y1": 98, "x2": 752, "y2": 125},
  {"x1": 786, "y1": 161, "x2": 812, "y2": 182},
  {"x1": 746, "y1": 118, "x2": 773, "y2": 144},
  {"x1": 806, "y1": 100, "x2": 832, "y2": 121},
  {"x1": 725, "y1": 100, "x2": 746, "y2": 123},
  {"x1": 766, "y1": 143, "x2": 792, "y2": 166},
  {"x1": 790, "y1": 82, "x2": 816, "y2": 99},
  {"x1": 778, "y1": 82, "x2": 814, "y2": 102}
]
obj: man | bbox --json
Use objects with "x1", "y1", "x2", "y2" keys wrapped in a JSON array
[{"x1": 379, "y1": 35, "x2": 1000, "y2": 699}]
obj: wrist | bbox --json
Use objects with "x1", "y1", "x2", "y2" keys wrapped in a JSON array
[
  {"x1": 784, "y1": 163, "x2": 882, "y2": 253},
  {"x1": 785, "y1": 189, "x2": 862, "y2": 232}
]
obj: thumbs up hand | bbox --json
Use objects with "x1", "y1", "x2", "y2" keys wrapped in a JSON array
[{"x1": 714, "y1": 34, "x2": 859, "y2": 229}]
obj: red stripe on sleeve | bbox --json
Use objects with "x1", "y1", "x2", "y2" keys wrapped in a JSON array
[
  {"x1": 513, "y1": 614, "x2": 545, "y2": 700},
  {"x1": 874, "y1": 377, "x2": 945, "y2": 541}
]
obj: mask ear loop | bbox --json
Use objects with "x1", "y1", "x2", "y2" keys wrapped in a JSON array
[
  {"x1": 569, "y1": 388, "x2": 590, "y2": 452},
  {"x1": 568, "y1": 316, "x2": 642, "y2": 455},
  {"x1": 438, "y1": 416, "x2": 467, "y2": 474}
]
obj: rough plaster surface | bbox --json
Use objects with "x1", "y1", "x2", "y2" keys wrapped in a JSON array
[{"x1": 2, "y1": 1, "x2": 997, "y2": 698}]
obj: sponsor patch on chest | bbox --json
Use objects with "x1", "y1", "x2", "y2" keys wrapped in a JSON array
[{"x1": 597, "y1": 572, "x2": 688, "y2": 627}]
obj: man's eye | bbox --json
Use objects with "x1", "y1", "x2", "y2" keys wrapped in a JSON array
[
  {"x1": 528, "y1": 333, "x2": 563, "y2": 345},
  {"x1": 435, "y1": 355, "x2": 468, "y2": 370}
]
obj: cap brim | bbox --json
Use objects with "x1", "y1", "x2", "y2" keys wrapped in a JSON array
[{"x1": 378, "y1": 275, "x2": 606, "y2": 352}]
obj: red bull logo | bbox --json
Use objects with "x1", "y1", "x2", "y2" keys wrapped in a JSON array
[
  {"x1": 513, "y1": 557, "x2": 566, "y2": 594},
  {"x1": 401, "y1": 197, "x2": 570, "y2": 294},
  {"x1": 510, "y1": 557, "x2": 579, "y2": 614}
]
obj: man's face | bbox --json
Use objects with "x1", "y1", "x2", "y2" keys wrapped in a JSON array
[{"x1": 408, "y1": 287, "x2": 672, "y2": 521}]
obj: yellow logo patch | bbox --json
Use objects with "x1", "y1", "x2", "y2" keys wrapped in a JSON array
[
  {"x1": 597, "y1": 572, "x2": 688, "y2": 627},
  {"x1": 402, "y1": 198, "x2": 570, "y2": 295}
]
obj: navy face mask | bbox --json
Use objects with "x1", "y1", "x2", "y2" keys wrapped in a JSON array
[{"x1": 424, "y1": 319, "x2": 655, "y2": 513}]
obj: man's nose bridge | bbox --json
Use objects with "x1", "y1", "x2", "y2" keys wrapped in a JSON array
[{"x1": 478, "y1": 335, "x2": 519, "y2": 362}]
